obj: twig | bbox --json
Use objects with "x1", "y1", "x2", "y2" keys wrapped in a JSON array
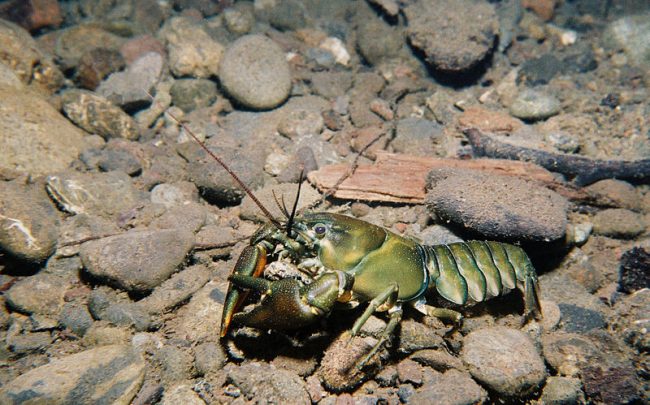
[{"x1": 465, "y1": 128, "x2": 650, "y2": 186}]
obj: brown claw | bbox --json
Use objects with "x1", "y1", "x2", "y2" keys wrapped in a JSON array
[{"x1": 231, "y1": 278, "x2": 320, "y2": 330}]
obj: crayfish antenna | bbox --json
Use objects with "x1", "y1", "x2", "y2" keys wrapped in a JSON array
[
  {"x1": 162, "y1": 105, "x2": 282, "y2": 230},
  {"x1": 285, "y1": 167, "x2": 304, "y2": 237}
]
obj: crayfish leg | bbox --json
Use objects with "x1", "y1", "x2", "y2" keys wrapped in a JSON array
[
  {"x1": 424, "y1": 305, "x2": 463, "y2": 324},
  {"x1": 220, "y1": 244, "x2": 267, "y2": 338},
  {"x1": 350, "y1": 283, "x2": 399, "y2": 337},
  {"x1": 355, "y1": 306, "x2": 403, "y2": 370}
]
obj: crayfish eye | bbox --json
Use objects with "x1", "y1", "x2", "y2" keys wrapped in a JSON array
[{"x1": 313, "y1": 223, "x2": 327, "y2": 238}]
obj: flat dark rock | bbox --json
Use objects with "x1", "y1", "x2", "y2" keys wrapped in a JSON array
[{"x1": 426, "y1": 168, "x2": 568, "y2": 241}]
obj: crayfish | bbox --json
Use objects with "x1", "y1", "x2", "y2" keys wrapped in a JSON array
[{"x1": 176, "y1": 114, "x2": 542, "y2": 369}]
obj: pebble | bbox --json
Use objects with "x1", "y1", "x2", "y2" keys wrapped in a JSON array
[
  {"x1": 518, "y1": 54, "x2": 563, "y2": 86},
  {"x1": 392, "y1": 117, "x2": 443, "y2": 156},
  {"x1": 409, "y1": 369, "x2": 487, "y2": 404},
  {"x1": 618, "y1": 247, "x2": 650, "y2": 293},
  {"x1": 170, "y1": 78, "x2": 218, "y2": 113},
  {"x1": 172, "y1": 280, "x2": 225, "y2": 342},
  {"x1": 612, "y1": 288, "x2": 650, "y2": 352},
  {"x1": 0, "y1": 181, "x2": 59, "y2": 262},
  {"x1": 418, "y1": 224, "x2": 464, "y2": 245},
  {"x1": 426, "y1": 168, "x2": 568, "y2": 241},
  {"x1": 542, "y1": 331, "x2": 641, "y2": 403},
  {"x1": 0, "y1": 19, "x2": 63, "y2": 93},
  {"x1": 219, "y1": 34, "x2": 291, "y2": 110},
  {"x1": 462, "y1": 326, "x2": 547, "y2": 397},
  {"x1": 193, "y1": 341, "x2": 227, "y2": 374},
  {"x1": 540, "y1": 299, "x2": 562, "y2": 331},
  {"x1": 277, "y1": 109, "x2": 324, "y2": 139},
  {"x1": 88, "y1": 288, "x2": 152, "y2": 331},
  {"x1": 61, "y1": 89, "x2": 140, "y2": 140},
  {"x1": 410, "y1": 348, "x2": 464, "y2": 372},
  {"x1": 132, "y1": 381, "x2": 164, "y2": 405},
  {"x1": 5, "y1": 272, "x2": 67, "y2": 317},
  {"x1": 178, "y1": 134, "x2": 266, "y2": 204},
  {"x1": 0, "y1": 345, "x2": 145, "y2": 404},
  {"x1": 0, "y1": 0, "x2": 63, "y2": 32},
  {"x1": 545, "y1": 131, "x2": 580, "y2": 153},
  {"x1": 6, "y1": 329, "x2": 53, "y2": 354},
  {"x1": 137, "y1": 264, "x2": 211, "y2": 315},
  {"x1": 120, "y1": 34, "x2": 166, "y2": 65},
  {"x1": 398, "y1": 319, "x2": 445, "y2": 353},
  {"x1": 81, "y1": 323, "x2": 132, "y2": 347},
  {"x1": 77, "y1": 48, "x2": 125, "y2": 90},
  {"x1": 97, "y1": 52, "x2": 164, "y2": 109},
  {"x1": 585, "y1": 179, "x2": 641, "y2": 211},
  {"x1": 54, "y1": 24, "x2": 125, "y2": 71},
  {"x1": 396, "y1": 358, "x2": 422, "y2": 385},
  {"x1": 318, "y1": 333, "x2": 383, "y2": 392},
  {"x1": 356, "y1": 17, "x2": 403, "y2": 65},
  {"x1": 45, "y1": 170, "x2": 145, "y2": 218},
  {"x1": 404, "y1": 0, "x2": 498, "y2": 72},
  {"x1": 540, "y1": 376, "x2": 585, "y2": 405},
  {"x1": 80, "y1": 228, "x2": 195, "y2": 294},
  {"x1": 603, "y1": 14, "x2": 650, "y2": 67},
  {"x1": 95, "y1": 149, "x2": 143, "y2": 176},
  {"x1": 540, "y1": 273, "x2": 606, "y2": 315},
  {"x1": 592, "y1": 208, "x2": 645, "y2": 238},
  {"x1": 349, "y1": 73, "x2": 386, "y2": 127},
  {"x1": 267, "y1": 0, "x2": 307, "y2": 31},
  {"x1": 160, "y1": 384, "x2": 206, "y2": 405},
  {"x1": 223, "y1": 4, "x2": 255, "y2": 35},
  {"x1": 100, "y1": 302, "x2": 153, "y2": 332},
  {"x1": 557, "y1": 303, "x2": 606, "y2": 333},
  {"x1": 319, "y1": 37, "x2": 351, "y2": 66},
  {"x1": 0, "y1": 81, "x2": 88, "y2": 176},
  {"x1": 310, "y1": 71, "x2": 353, "y2": 100},
  {"x1": 276, "y1": 146, "x2": 319, "y2": 183},
  {"x1": 150, "y1": 182, "x2": 199, "y2": 208},
  {"x1": 225, "y1": 362, "x2": 310, "y2": 403},
  {"x1": 369, "y1": 98, "x2": 394, "y2": 121},
  {"x1": 59, "y1": 301, "x2": 94, "y2": 337},
  {"x1": 160, "y1": 17, "x2": 224, "y2": 78},
  {"x1": 153, "y1": 345, "x2": 195, "y2": 384},
  {"x1": 509, "y1": 89, "x2": 561, "y2": 121}
]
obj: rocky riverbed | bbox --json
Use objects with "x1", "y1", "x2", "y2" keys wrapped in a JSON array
[{"x1": 0, "y1": 0, "x2": 649, "y2": 404}]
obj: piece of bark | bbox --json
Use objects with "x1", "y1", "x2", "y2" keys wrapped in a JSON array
[
  {"x1": 308, "y1": 152, "x2": 587, "y2": 203},
  {"x1": 465, "y1": 128, "x2": 650, "y2": 186}
]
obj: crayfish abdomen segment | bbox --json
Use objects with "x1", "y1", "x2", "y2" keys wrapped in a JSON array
[{"x1": 421, "y1": 241, "x2": 541, "y2": 319}]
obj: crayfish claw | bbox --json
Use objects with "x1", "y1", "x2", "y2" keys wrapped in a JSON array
[{"x1": 231, "y1": 278, "x2": 319, "y2": 330}]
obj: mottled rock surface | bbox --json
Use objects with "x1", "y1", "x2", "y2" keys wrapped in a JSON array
[
  {"x1": 462, "y1": 326, "x2": 547, "y2": 397},
  {"x1": 0, "y1": 181, "x2": 59, "y2": 261},
  {"x1": 80, "y1": 228, "x2": 194, "y2": 293},
  {"x1": 405, "y1": 0, "x2": 498, "y2": 72},
  {"x1": 0, "y1": 345, "x2": 145, "y2": 404},
  {"x1": 426, "y1": 168, "x2": 568, "y2": 241}
]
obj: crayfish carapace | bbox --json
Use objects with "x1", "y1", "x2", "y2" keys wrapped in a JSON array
[{"x1": 171, "y1": 112, "x2": 542, "y2": 369}]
